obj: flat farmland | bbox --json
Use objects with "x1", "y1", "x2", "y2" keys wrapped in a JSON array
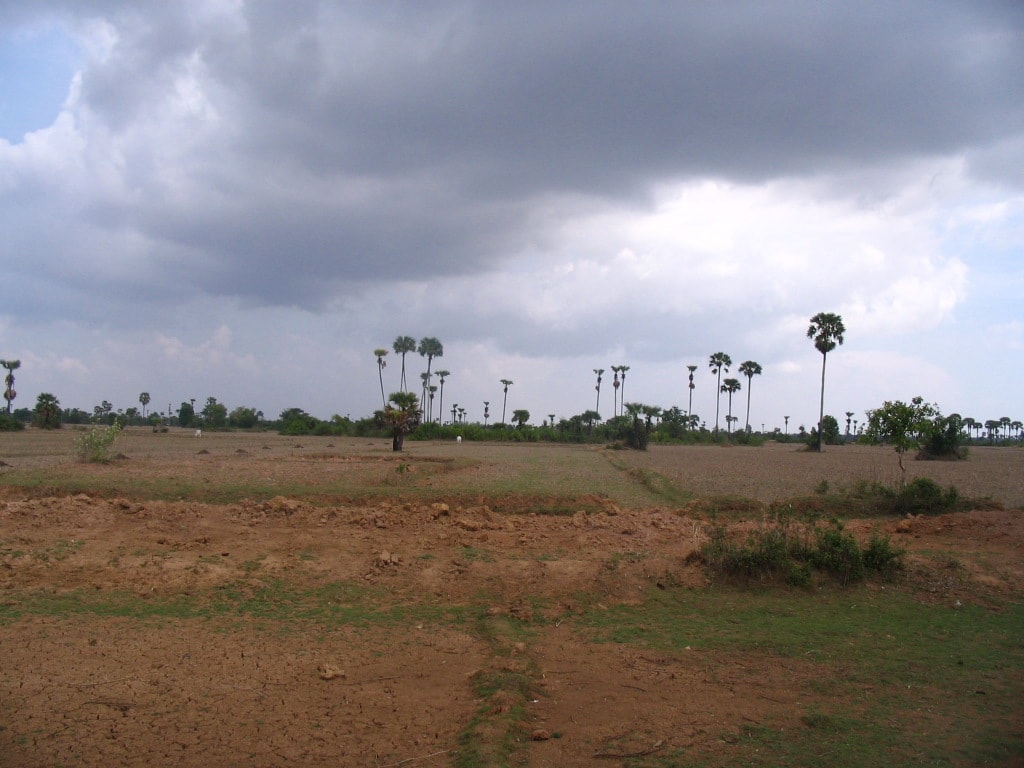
[{"x1": 1, "y1": 429, "x2": 1021, "y2": 767}]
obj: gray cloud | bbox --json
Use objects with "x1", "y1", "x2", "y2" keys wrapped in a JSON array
[{"x1": 8, "y1": 0, "x2": 1014, "y2": 312}]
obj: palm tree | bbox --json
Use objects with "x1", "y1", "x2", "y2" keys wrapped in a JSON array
[
  {"x1": 373, "y1": 350, "x2": 389, "y2": 408},
  {"x1": 686, "y1": 365, "x2": 698, "y2": 422},
  {"x1": 428, "y1": 385, "x2": 438, "y2": 423},
  {"x1": 737, "y1": 360, "x2": 762, "y2": 433},
  {"x1": 593, "y1": 368, "x2": 604, "y2": 417},
  {"x1": 720, "y1": 378, "x2": 741, "y2": 434},
  {"x1": 380, "y1": 391, "x2": 420, "y2": 451},
  {"x1": 611, "y1": 366, "x2": 621, "y2": 417},
  {"x1": 417, "y1": 337, "x2": 443, "y2": 420},
  {"x1": 483, "y1": 401, "x2": 490, "y2": 427},
  {"x1": 392, "y1": 336, "x2": 417, "y2": 392},
  {"x1": 435, "y1": 370, "x2": 450, "y2": 423},
  {"x1": 138, "y1": 392, "x2": 151, "y2": 420},
  {"x1": 618, "y1": 365, "x2": 630, "y2": 416},
  {"x1": 1, "y1": 358, "x2": 21, "y2": 414},
  {"x1": 419, "y1": 372, "x2": 430, "y2": 420},
  {"x1": 784, "y1": 415, "x2": 790, "y2": 436},
  {"x1": 500, "y1": 379, "x2": 513, "y2": 424},
  {"x1": 807, "y1": 312, "x2": 846, "y2": 452},
  {"x1": 35, "y1": 392, "x2": 61, "y2": 429},
  {"x1": 708, "y1": 352, "x2": 732, "y2": 433},
  {"x1": 999, "y1": 416, "x2": 1011, "y2": 441},
  {"x1": 844, "y1": 410, "x2": 854, "y2": 438}
]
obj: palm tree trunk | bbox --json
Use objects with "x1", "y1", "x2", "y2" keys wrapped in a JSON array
[
  {"x1": 714, "y1": 370, "x2": 722, "y2": 433},
  {"x1": 744, "y1": 383, "x2": 752, "y2": 433},
  {"x1": 817, "y1": 353, "x2": 827, "y2": 452}
]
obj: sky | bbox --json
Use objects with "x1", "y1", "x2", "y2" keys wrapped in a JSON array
[{"x1": 1, "y1": 1, "x2": 1022, "y2": 431}]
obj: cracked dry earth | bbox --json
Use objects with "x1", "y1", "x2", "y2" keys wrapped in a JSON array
[{"x1": 0, "y1": 440, "x2": 1022, "y2": 767}]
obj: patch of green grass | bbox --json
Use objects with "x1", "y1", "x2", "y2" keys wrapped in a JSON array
[
  {"x1": 459, "y1": 545, "x2": 495, "y2": 564},
  {"x1": 31, "y1": 538, "x2": 84, "y2": 562},
  {"x1": 0, "y1": 578, "x2": 465, "y2": 630},
  {"x1": 581, "y1": 587, "x2": 1024, "y2": 766}
]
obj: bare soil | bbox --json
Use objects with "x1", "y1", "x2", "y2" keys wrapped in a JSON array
[{"x1": 1, "y1": 431, "x2": 1021, "y2": 766}]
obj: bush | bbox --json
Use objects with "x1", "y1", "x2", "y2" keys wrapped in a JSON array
[
  {"x1": 811, "y1": 522, "x2": 866, "y2": 586},
  {"x1": 75, "y1": 423, "x2": 122, "y2": 463},
  {"x1": 863, "y1": 533, "x2": 906, "y2": 577},
  {"x1": 0, "y1": 413, "x2": 25, "y2": 431},
  {"x1": 701, "y1": 515, "x2": 904, "y2": 587},
  {"x1": 893, "y1": 477, "x2": 961, "y2": 515}
]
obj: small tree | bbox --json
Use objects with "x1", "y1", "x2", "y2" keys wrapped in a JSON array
[
  {"x1": 34, "y1": 392, "x2": 62, "y2": 429},
  {"x1": 380, "y1": 391, "x2": 420, "y2": 451},
  {"x1": 512, "y1": 409, "x2": 530, "y2": 428},
  {"x1": 865, "y1": 397, "x2": 938, "y2": 486},
  {"x1": 76, "y1": 423, "x2": 122, "y2": 463}
]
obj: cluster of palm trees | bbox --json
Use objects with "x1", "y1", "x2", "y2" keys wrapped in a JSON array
[
  {"x1": 961, "y1": 416, "x2": 1023, "y2": 442},
  {"x1": 592, "y1": 365, "x2": 632, "y2": 419},
  {"x1": 369, "y1": 312, "x2": 1021, "y2": 447}
]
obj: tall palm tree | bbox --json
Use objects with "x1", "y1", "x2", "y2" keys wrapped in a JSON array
[
  {"x1": 686, "y1": 365, "x2": 698, "y2": 422},
  {"x1": 138, "y1": 392, "x2": 151, "y2": 420},
  {"x1": 373, "y1": 349, "x2": 389, "y2": 408},
  {"x1": 392, "y1": 336, "x2": 416, "y2": 392},
  {"x1": 737, "y1": 360, "x2": 762, "y2": 433},
  {"x1": 611, "y1": 366, "x2": 621, "y2": 417},
  {"x1": 708, "y1": 352, "x2": 732, "y2": 433},
  {"x1": 618, "y1": 365, "x2": 630, "y2": 417},
  {"x1": 1, "y1": 359, "x2": 21, "y2": 414},
  {"x1": 999, "y1": 416, "x2": 1011, "y2": 441},
  {"x1": 419, "y1": 372, "x2": 431, "y2": 420},
  {"x1": 721, "y1": 378, "x2": 741, "y2": 434},
  {"x1": 435, "y1": 370, "x2": 450, "y2": 423},
  {"x1": 483, "y1": 401, "x2": 490, "y2": 426},
  {"x1": 417, "y1": 337, "x2": 443, "y2": 420},
  {"x1": 807, "y1": 312, "x2": 846, "y2": 452},
  {"x1": 500, "y1": 379, "x2": 513, "y2": 424},
  {"x1": 593, "y1": 368, "x2": 604, "y2": 417}
]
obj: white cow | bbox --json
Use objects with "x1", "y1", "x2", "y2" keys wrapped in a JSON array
[{"x1": 195, "y1": 429, "x2": 202, "y2": 437}]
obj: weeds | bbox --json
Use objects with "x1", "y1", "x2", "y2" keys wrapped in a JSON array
[
  {"x1": 74, "y1": 423, "x2": 122, "y2": 463},
  {"x1": 702, "y1": 511, "x2": 905, "y2": 587}
]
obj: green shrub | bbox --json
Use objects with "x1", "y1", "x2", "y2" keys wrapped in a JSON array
[
  {"x1": 701, "y1": 515, "x2": 904, "y2": 587},
  {"x1": 0, "y1": 413, "x2": 25, "y2": 431},
  {"x1": 894, "y1": 477, "x2": 959, "y2": 515},
  {"x1": 75, "y1": 423, "x2": 122, "y2": 463},
  {"x1": 862, "y1": 533, "x2": 906, "y2": 577},
  {"x1": 811, "y1": 522, "x2": 865, "y2": 586}
]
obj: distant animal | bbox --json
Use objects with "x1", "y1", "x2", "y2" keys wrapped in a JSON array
[
  {"x1": 195, "y1": 429, "x2": 202, "y2": 438},
  {"x1": 456, "y1": 435, "x2": 462, "y2": 444}
]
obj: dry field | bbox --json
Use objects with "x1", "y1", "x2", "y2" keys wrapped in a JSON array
[{"x1": 1, "y1": 428, "x2": 1022, "y2": 767}]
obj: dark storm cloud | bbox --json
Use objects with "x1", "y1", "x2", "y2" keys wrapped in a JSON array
[{"x1": 6, "y1": 0, "x2": 1023, "y2": 313}]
